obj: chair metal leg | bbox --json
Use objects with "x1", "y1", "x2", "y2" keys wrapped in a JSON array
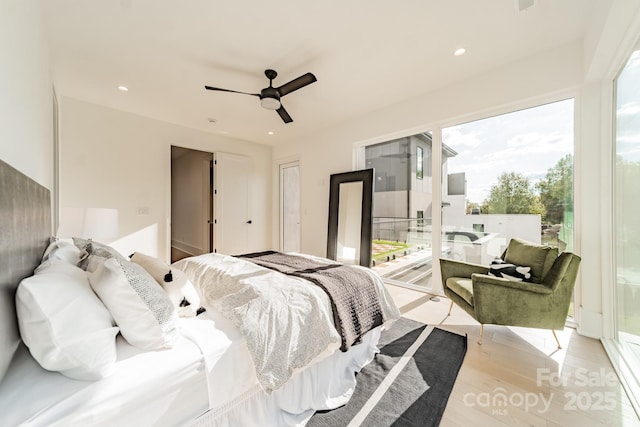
[
  {"x1": 447, "y1": 300, "x2": 454, "y2": 317},
  {"x1": 478, "y1": 324, "x2": 484, "y2": 345},
  {"x1": 552, "y1": 330, "x2": 562, "y2": 349}
]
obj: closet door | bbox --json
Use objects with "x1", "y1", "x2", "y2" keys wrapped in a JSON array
[
  {"x1": 280, "y1": 161, "x2": 300, "y2": 253},
  {"x1": 213, "y1": 152, "x2": 251, "y2": 255}
]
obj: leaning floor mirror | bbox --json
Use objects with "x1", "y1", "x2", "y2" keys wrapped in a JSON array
[{"x1": 326, "y1": 169, "x2": 373, "y2": 267}]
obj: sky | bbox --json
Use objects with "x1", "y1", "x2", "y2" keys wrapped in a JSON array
[{"x1": 442, "y1": 98, "x2": 574, "y2": 203}]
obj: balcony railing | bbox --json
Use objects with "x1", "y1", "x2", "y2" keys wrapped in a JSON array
[{"x1": 371, "y1": 217, "x2": 497, "y2": 288}]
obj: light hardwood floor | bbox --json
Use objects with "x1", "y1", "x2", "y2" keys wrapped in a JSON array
[{"x1": 385, "y1": 284, "x2": 640, "y2": 427}]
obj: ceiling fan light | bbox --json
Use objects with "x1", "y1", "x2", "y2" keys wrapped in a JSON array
[{"x1": 261, "y1": 97, "x2": 281, "y2": 110}]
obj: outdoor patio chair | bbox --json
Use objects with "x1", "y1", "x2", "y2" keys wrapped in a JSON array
[{"x1": 440, "y1": 238, "x2": 581, "y2": 348}]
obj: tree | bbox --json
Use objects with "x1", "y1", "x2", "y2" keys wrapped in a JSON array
[
  {"x1": 536, "y1": 154, "x2": 573, "y2": 225},
  {"x1": 484, "y1": 172, "x2": 545, "y2": 215},
  {"x1": 466, "y1": 201, "x2": 484, "y2": 214}
]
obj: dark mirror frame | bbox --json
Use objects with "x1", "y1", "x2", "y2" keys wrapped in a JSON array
[{"x1": 326, "y1": 168, "x2": 374, "y2": 267}]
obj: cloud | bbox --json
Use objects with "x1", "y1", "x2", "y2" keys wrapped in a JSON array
[
  {"x1": 442, "y1": 127, "x2": 482, "y2": 149},
  {"x1": 451, "y1": 132, "x2": 571, "y2": 175},
  {"x1": 504, "y1": 132, "x2": 571, "y2": 152},
  {"x1": 617, "y1": 102, "x2": 640, "y2": 117},
  {"x1": 617, "y1": 131, "x2": 640, "y2": 144}
]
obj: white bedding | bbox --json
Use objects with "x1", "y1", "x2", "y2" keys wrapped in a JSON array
[
  {"x1": 173, "y1": 252, "x2": 400, "y2": 393},
  {"x1": 1, "y1": 248, "x2": 397, "y2": 426},
  {"x1": 0, "y1": 307, "x2": 383, "y2": 426},
  {"x1": 0, "y1": 323, "x2": 209, "y2": 426}
]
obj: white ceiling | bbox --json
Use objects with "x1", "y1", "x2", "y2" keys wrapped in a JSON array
[{"x1": 42, "y1": 0, "x2": 598, "y2": 146}]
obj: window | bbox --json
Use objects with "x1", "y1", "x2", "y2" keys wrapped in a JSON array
[
  {"x1": 360, "y1": 99, "x2": 574, "y2": 295},
  {"x1": 365, "y1": 133, "x2": 435, "y2": 287},
  {"x1": 442, "y1": 99, "x2": 574, "y2": 268}
]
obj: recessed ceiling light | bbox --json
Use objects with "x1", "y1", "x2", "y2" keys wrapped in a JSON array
[
  {"x1": 117, "y1": 85, "x2": 129, "y2": 92},
  {"x1": 454, "y1": 48, "x2": 466, "y2": 56},
  {"x1": 268, "y1": 131, "x2": 274, "y2": 135}
]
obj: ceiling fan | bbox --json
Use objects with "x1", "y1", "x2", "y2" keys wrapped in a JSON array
[{"x1": 204, "y1": 69, "x2": 317, "y2": 123}]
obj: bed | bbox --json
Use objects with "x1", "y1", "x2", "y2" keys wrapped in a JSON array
[{"x1": 0, "y1": 158, "x2": 400, "y2": 426}]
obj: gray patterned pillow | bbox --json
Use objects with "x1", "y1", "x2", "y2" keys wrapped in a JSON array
[
  {"x1": 89, "y1": 257, "x2": 179, "y2": 350},
  {"x1": 73, "y1": 238, "x2": 127, "y2": 272}
]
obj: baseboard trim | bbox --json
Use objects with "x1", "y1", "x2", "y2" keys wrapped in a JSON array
[{"x1": 170, "y1": 240, "x2": 201, "y2": 257}]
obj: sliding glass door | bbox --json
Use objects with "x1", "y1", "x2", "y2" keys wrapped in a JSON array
[{"x1": 613, "y1": 48, "x2": 640, "y2": 398}]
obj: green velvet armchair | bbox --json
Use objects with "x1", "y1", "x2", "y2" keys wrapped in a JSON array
[{"x1": 440, "y1": 238, "x2": 581, "y2": 348}]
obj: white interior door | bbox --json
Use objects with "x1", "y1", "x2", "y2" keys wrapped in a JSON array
[
  {"x1": 280, "y1": 161, "x2": 300, "y2": 252},
  {"x1": 214, "y1": 152, "x2": 251, "y2": 255}
]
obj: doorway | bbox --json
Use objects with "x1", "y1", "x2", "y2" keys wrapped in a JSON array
[{"x1": 170, "y1": 146, "x2": 213, "y2": 262}]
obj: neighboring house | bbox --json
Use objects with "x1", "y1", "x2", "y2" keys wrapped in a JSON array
[{"x1": 365, "y1": 133, "x2": 457, "y2": 240}]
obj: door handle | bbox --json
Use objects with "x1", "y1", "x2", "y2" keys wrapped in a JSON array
[{"x1": 246, "y1": 220, "x2": 252, "y2": 224}]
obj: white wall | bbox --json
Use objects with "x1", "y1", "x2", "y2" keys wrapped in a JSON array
[
  {"x1": 59, "y1": 97, "x2": 272, "y2": 262},
  {"x1": 0, "y1": 0, "x2": 53, "y2": 189}
]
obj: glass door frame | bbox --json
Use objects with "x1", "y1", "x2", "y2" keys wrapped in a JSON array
[{"x1": 601, "y1": 41, "x2": 640, "y2": 418}]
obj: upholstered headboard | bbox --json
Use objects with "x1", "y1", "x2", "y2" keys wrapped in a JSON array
[{"x1": 0, "y1": 159, "x2": 51, "y2": 382}]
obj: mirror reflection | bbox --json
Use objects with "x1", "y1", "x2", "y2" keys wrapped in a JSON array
[{"x1": 336, "y1": 181, "x2": 363, "y2": 264}]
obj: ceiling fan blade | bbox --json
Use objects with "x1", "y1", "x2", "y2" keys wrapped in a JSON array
[
  {"x1": 276, "y1": 105, "x2": 293, "y2": 123},
  {"x1": 204, "y1": 86, "x2": 259, "y2": 97},
  {"x1": 276, "y1": 73, "x2": 317, "y2": 97}
]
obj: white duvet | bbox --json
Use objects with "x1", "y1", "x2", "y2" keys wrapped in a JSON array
[{"x1": 173, "y1": 252, "x2": 400, "y2": 393}]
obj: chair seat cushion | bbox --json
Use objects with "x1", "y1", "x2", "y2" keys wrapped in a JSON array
[{"x1": 446, "y1": 277, "x2": 474, "y2": 307}]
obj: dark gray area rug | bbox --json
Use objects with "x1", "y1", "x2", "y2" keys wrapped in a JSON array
[{"x1": 308, "y1": 317, "x2": 467, "y2": 427}]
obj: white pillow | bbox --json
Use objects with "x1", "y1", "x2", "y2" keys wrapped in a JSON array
[
  {"x1": 36, "y1": 240, "x2": 87, "y2": 272},
  {"x1": 16, "y1": 262, "x2": 119, "y2": 381},
  {"x1": 130, "y1": 252, "x2": 201, "y2": 317},
  {"x1": 89, "y1": 258, "x2": 179, "y2": 350}
]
